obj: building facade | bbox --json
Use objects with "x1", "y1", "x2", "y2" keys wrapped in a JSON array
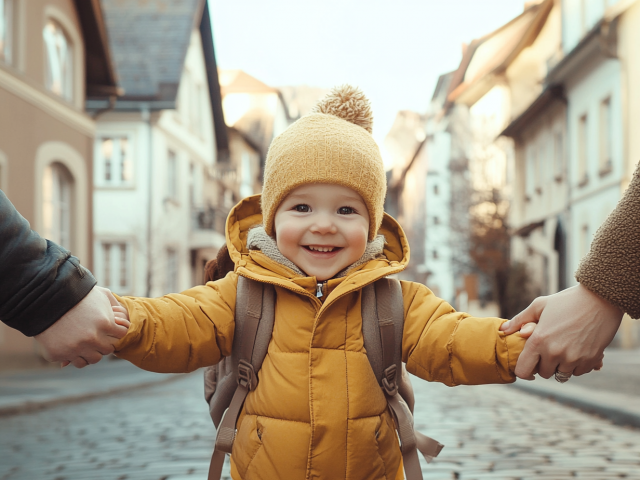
[
  {"x1": 88, "y1": 0, "x2": 228, "y2": 297},
  {"x1": 0, "y1": 0, "x2": 117, "y2": 366}
]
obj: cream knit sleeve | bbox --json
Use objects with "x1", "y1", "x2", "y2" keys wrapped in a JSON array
[{"x1": 575, "y1": 162, "x2": 640, "y2": 319}]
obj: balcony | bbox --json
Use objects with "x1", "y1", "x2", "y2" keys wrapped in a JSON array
[{"x1": 190, "y1": 206, "x2": 227, "y2": 249}]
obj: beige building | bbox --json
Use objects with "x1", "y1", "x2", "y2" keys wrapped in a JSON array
[{"x1": 0, "y1": 0, "x2": 117, "y2": 367}]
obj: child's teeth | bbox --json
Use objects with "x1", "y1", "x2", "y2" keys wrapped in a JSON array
[{"x1": 310, "y1": 246, "x2": 334, "y2": 252}]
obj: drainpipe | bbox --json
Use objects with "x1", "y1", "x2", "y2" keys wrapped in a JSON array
[
  {"x1": 142, "y1": 104, "x2": 153, "y2": 297},
  {"x1": 91, "y1": 95, "x2": 117, "y2": 120}
]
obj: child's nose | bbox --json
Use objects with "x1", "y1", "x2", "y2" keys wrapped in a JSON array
[{"x1": 310, "y1": 214, "x2": 338, "y2": 234}]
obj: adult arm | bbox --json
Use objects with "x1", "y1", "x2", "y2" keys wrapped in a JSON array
[
  {"x1": 501, "y1": 162, "x2": 639, "y2": 378},
  {"x1": 401, "y1": 281, "x2": 525, "y2": 386},
  {"x1": 114, "y1": 273, "x2": 238, "y2": 373},
  {"x1": 0, "y1": 189, "x2": 97, "y2": 335},
  {"x1": 575, "y1": 163, "x2": 640, "y2": 317}
]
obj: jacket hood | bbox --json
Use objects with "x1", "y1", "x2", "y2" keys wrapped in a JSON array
[{"x1": 224, "y1": 194, "x2": 409, "y2": 298}]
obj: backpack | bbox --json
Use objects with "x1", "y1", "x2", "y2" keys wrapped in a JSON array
[{"x1": 203, "y1": 247, "x2": 443, "y2": 480}]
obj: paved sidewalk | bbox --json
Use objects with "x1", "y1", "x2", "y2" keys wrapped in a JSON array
[
  {"x1": 510, "y1": 347, "x2": 640, "y2": 428},
  {"x1": 0, "y1": 359, "x2": 181, "y2": 416}
]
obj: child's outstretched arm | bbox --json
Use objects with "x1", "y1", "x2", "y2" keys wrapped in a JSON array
[
  {"x1": 107, "y1": 273, "x2": 238, "y2": 374},
  {"x1": 401, "y1": 281, "x2": 533, "y2": 386}
]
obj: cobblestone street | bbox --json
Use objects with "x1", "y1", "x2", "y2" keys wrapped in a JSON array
[{"x1": 2, "y1": 372, "x2": 640, "y2": 480}]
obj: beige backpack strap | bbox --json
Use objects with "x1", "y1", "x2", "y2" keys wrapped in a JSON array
[
  {"x1": 208, "y1": 276, "x2": 272, "y2": 480},
  {"x1": 374, "y1": 279, "x2": 443, "y2": 480}
]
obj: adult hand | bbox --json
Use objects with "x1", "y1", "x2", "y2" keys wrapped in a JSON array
[
  {"x1": 34, "y1": 286, "x2": 129, "y2": 368},
  {"x1": 500, "y1": 284, "x2": 623, "y2": 380}
]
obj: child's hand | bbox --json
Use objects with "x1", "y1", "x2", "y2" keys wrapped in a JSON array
[
  {"x1": 517, "y1": 322, "x2": 537, "y2": 338},
  {"x1": 58, "y1": 287, "x2": 131, "y2": 368},
  {"x1": 112, "y1": 304, "x2": 130, "y2": 326}
]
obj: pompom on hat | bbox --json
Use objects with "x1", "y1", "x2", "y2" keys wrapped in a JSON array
[{"x1": 261, "y1": 85, "x2": 387, "y2": 241}]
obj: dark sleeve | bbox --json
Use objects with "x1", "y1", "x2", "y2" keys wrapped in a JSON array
[
  {"x1": 575, "y1": 162, "x2": 640, "y2": 319},
  {"x1": 0, "y1": 190, "x2": 97, "y2": 336}
]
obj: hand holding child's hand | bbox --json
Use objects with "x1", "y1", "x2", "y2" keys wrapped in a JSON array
[
  {"x1": 510, "y1": 321, "x2": 603, "y2": 378},
  {"x1": 37, "y1": 286, "x2": 131, "y2": 369}
]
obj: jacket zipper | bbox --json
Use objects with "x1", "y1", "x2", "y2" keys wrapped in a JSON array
[
  {"x1": 237, "y1": 265, "x2": 404, "y2": 317},
  {"x1": 316, "y1": 282, "x2": 324, "y2": 298}
]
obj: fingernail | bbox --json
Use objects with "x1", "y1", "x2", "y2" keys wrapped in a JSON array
[
  {"x1": 520, "y1": 323, "x2": 535, "y2": 334},
  {"x1": 500, "y1": 321, "x2": 510, "y2": 331}
]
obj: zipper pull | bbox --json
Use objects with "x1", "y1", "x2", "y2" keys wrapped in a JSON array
[{"x1": 316, "y1": 282, "x2": 324, "y2": 298}]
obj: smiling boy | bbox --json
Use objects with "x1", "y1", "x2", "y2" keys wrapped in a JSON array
[{"x1": 110, "y1": 86, "x2": 533, "y2": 480}]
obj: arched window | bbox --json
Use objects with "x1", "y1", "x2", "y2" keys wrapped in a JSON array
[
  {"x1": 43, "y1": 19, "x2": 73, "y2": 101},
  {"x1": 0, "y1": 0, "x2": 13, "y2": 64},
  {"x1": 42, "y1": 162, "x2": 73, "y2": 250}
]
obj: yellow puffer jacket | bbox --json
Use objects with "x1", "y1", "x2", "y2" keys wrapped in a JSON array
[{"x1": 115, "y1": 195, "x2": 525, "y2": 480}]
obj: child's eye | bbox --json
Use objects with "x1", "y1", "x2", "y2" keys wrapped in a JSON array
[
  {"x1": 338, "y1": 206, "x2": 355, "y2": 215},
  {"x1": 294, "y1": 204, "x2": 310, "y2": 213}
]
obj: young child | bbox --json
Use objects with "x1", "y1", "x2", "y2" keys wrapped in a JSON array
[{"x1": 110, "y1": 86, "x2": 535, "y2": 480}]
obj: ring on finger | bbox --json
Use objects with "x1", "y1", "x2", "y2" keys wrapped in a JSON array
[{"x1": 554, "y1": 370, "x2": 572, "y2": 383}]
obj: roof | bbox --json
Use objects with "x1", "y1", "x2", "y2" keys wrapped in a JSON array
[
  {"x1": 72, "y1": 0, "x2": 119, "y2": 97},
  {"x1": 199, "y1": 3, "x2": 229, "y2": 156},
  {"x1": 445, "y1": 0, "x2": 553, "y2": 108},
  {"x1": 218, "y1": 69, "x2": 288, "y2": 159},
  {"x1": 501, "y1": 84, "x2": 565, "y2": 139},
  {"x1": 219, "y1": 70, "x2": 279, "y2": 96},
  {"x1": 97, "y1": 0, "x2": 205, "y2": 102}
]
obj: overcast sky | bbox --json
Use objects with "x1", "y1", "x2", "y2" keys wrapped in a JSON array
[{"x1": 209, "y1": 0, "x2": 524, "y2": 158}]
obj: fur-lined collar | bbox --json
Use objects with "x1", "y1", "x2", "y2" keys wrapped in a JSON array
[{"x1": 246, "y1": 226, "x2": 386, "y2": 279}]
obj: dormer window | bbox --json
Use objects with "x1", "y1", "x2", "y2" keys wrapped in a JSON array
[
  {"x1": 0, "y1": 0, "x2": 12, "y2": 64},
  {"x1": 43, "y1": 19, "x2": 73, "y2": 101}
]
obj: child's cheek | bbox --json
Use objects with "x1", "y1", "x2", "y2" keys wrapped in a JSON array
[
  {"x1": 345, "y1": 226, "x2": 368, "y2": 259},
  {"x1": 274, "y1": 221, "x2": 300, "y2": 258}
]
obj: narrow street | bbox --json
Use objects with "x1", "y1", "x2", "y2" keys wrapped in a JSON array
[{"x1": 2, "y1": 372, "x2": 640, "y2": 480}]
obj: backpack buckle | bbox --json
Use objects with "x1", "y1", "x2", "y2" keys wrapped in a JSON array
[
  {"x1": 237, "y1": 359, "x2": 258, "y2": 391},
  {"x1": 382, "y1": 365, "x2": 398, "y2": 396}
]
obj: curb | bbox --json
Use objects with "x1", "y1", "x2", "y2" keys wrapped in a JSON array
[
  {"x1": 510, "y1": 379, "x2": 640, "y2": 429},
  {"x1": 0, "y1": 373, "x2": 184, "y2": 417}
]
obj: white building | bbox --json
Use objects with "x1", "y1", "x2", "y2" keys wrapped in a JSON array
[
  {"x1": 88, "y1": 1, "x2": 228, "y2": 296},
  {"x1": 552, "y1": 0, "x2": 624, "y2": 277},
  {"x1": 422, "y1": 73, "x2": 468, "y2": 304}
]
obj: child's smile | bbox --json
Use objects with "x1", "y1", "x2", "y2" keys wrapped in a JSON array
[{"x1": 274, "y1": 184, "x2": 370, "y2": 281}]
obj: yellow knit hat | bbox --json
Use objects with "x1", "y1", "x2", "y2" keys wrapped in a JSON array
[{"x1": 261, "y1": 85, "x2": 386, "y2": 241}]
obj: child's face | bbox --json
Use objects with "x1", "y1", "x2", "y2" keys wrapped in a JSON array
[{"x1": 274, "y1": 184, "x2": 370, "y2": 281}]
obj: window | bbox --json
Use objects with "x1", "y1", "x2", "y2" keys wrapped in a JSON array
[
  {"x1": 0, "y1": 155, "x2": 5, "y2": 191},
  {"x1": 0, "y1": 0, "x2": 13, "y2": 64},
  {"x1": 165, "y1": 248, "x2": 178, "y2": 293},
  {"x1": 240, "y1": 152, "x2": 253, "y2": 198},
  {"x1": 97, "y1": 137, "x2": 132, "y2": 187},
  {"x1": 192, "y1": 83, "x2": 203, "y2": 135},
  {"x1": 100, "y1": 241, "x2": 131, "y2": 292},
  {"x1": 599, "y1": 97, "x2": 612, "y2": 174},
  {"x1": 578, "y1": 114, "x2": 589, "y2": 186},
  {"x1": 189, "y1": 163, "x2": 195, "y2": 207},
  {"x1": 432, "y1": 250, "x2": 439, "y2": 260},
  {"x1": 180, "y1": 69, "x2": 191, "y2": 125},
  {"x1": 44, "y1": 19, "x2": 73, "y2": 101},
  {"x1": 433, "y1": 216, "x2": 440, "y2": 225},
  {"x1": 534, "y1": 142, "x2": 543, "y2": 194},
  {"x1": 167, "y1": 150, "x2": 178, "y2": 200},
  {"x1": 433, "y1": 184, "x2": 439, "y2": 196},
  {"x1": 525, "y1": 146, "x2": 535, "y2": 201},
  {"x1": 580, "y1": 224, "x2": 590, "y2": 258},
  {"x1": 553, "y1": 131, "x2": 564, "y2": 181},
  {"x1": 42, "y1": 163, "x2": 73, "y2": 250}
]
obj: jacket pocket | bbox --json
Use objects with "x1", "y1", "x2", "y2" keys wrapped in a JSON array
[
  {"x1": 232, "y1": 414, "x2": 263, "y2": 478},
  {"x1": 375, "y1": 412, "x2": 402, "y2": 480}
]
